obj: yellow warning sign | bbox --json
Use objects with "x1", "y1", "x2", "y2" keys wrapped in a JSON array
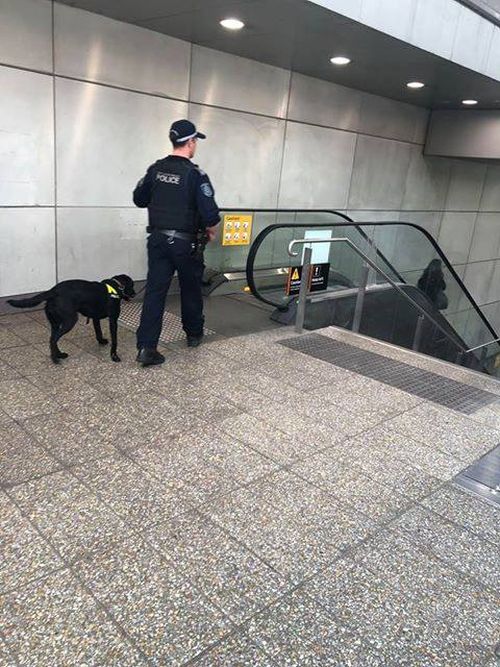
[
  {"x1": 291, "y1": 268, "x2": 299, "y2": 280},
  {"x1": 222, "y1": 214, "x2": 253, "y2": 246}
]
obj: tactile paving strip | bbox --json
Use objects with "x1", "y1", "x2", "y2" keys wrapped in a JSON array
[
  {"x1": 455, "y1": 445, "x2": 500, "y2": 506},
  {"x1": 279, "y1": 333, "x2": 498, "y2": 414},
  {"x1": 119, "y1": 301, "x2": 216, "y2": 344}
]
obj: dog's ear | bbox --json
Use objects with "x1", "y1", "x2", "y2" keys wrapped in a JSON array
[{"x1": 114, "y1": 274, "x2": 132, "y2": 286}]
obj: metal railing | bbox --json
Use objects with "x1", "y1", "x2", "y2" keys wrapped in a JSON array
[
  {"x1": 459, "y1": 336, "x2": 500, "y2": 366},
  {"x1": 245, "y1": 214, "x2": 499, "y2": 344},
  {"x1": 288, "y1": 237, "x2": 467, "y2": 355}
]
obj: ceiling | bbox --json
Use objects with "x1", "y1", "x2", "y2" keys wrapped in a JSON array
[{"x1": 55, "y1": 0, "x2": 500, "y2": 110}]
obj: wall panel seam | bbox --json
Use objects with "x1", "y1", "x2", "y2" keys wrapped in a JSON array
[
  {"x1": 465, "y1": 165, "x2": 489, "y2": 265},
  {"x1": 274, "y1": 71, "x2": 294, "y2": 209},
  {"x1": 0, "y1": 62, "x2": 427, "y2": 146},
  {"x1": 52, "y1": 1, "x2": 58, "y2": 283}
]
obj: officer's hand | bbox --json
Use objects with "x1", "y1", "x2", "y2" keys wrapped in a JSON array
[{"x1": 205, "y1": 225, "x2": 219, "y2": 243}]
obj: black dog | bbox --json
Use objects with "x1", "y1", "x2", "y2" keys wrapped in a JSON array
[{"x1": 7, "y1": 275, "x2": 135, "y2": 363}]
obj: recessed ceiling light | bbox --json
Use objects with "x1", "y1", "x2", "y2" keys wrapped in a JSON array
[
  {"x1": 330, "y1": 56, "x2": 351, "y2": 66},
  {"x1": 462, "y1": 99, "x2": 478, "y2": 105},
  {"x1": 220, "y1": 18, "x2": 245, "y2": 30},
  {"x1": 407, "y1": 81, "x2": 425, "y2": 89}
]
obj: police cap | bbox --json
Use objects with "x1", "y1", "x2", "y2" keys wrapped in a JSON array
[{"x1": 169, "y1": 119, "x2": 206, "y2": 144}]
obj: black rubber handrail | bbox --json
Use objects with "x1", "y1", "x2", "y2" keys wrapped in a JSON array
[
  {"x1": 220, "y1": 207, "x2": 404, "y2": 286},
  {"x1": 240, "y1": 210, "x2": 499, "y2": 343}
]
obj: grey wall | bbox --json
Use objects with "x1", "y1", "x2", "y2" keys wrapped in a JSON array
[
  {"x1": 426, "y1": 110, "x2": 500, "y2": 158},
  {"x1": 1, "y1": 0, "x2": 500, "y2": 335}
]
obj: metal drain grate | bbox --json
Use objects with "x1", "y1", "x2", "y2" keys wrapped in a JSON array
[
  {"x1": 279, "y1": 333, "x2": 498, "y2": 414},
  {"x1": 455, "y1": 445, "x2": 500, "y2": 506},
  {"x1": 119, "y1": 301, "x2": 216, "y2": 344}
]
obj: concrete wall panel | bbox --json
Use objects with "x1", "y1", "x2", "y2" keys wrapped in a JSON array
[
  {"x1": 190, "y1": 46, "x2": 290, "y2": 118},
  {"x1": 54, "y1": 3, "x2": 190, "y2": 99},
  {"x1": 0, "y1": 208, "x2": 55, "y2": 296},
  {"x1": 0, "y1": 66, "x2": 54, "y2": 206}
]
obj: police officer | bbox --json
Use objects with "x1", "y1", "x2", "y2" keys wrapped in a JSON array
[{"x1": 133, "y1": 119, "x2": 220, "y2": 366}]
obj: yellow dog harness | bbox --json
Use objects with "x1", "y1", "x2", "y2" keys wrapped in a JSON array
[{"x1": 105, "y1": 283, "x2": 120, "y2": 299}]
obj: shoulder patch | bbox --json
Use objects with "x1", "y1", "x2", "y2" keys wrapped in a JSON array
[{"x1": 200, "y1": 182, "x2": 213, "y2": 197}]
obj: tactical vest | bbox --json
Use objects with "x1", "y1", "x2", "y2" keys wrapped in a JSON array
[{"x1": 147, "y1": 157, "x2": 199, "y2": 233}]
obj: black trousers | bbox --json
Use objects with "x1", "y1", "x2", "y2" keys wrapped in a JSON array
[{"x1": 136, "y1": 232, "x2": 204, "y2": 349}]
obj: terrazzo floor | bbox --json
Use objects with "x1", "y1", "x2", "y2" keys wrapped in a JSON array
[{"x1": 0, "y1": 310, "x2": 499, "y2": 666}]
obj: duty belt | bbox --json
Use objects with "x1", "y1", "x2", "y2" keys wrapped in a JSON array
[{"x1": 148, "y1": 228, "x2": 196, "y2": 241}]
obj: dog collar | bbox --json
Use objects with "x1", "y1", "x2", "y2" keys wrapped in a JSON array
[{"x1": 105, "y1": 283, "x2": 120, "y2": 299}]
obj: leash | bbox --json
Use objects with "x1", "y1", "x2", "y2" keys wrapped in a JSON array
[{"x1": 131, "y1": 283, "x2": 147, "y2": 300}]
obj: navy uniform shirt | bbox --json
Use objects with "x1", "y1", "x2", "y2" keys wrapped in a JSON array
[{"x1": 133, "y1": 155, "x2": 220, "y2": 231}]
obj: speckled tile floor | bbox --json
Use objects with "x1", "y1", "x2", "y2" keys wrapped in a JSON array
[{"x1": 0, "y1": 310, "x2": 499, "y2": 666}]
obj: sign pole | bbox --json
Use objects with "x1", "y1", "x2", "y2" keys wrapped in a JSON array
[
  {"x1": 352, "y1": 262, "x2": 369, "y2": 333},
  {"x1": 295, "y1": 246, "x2": 312, "y2": 334}
]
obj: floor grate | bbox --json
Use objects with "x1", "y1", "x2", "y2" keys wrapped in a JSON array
[
  {"x1": 279, "y1": 333, "x2": 498, "y2": 414},
  {"x1": 119, "y1": 301, "x2": 216, "y2": 345},
  {"x1": 455, "y1": 445, "x2": 500, "y2": 506}
]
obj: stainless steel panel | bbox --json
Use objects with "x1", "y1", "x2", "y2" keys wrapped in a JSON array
[
  {"x1": 190, "y1": 104, "x2": 285, "y2": 208},
  {"x1": 452, "y1": 5, "x2": 494, "y2": 71},
  {"x1": 57, "y1": 208, "x2": 148, "y2": 282},
  {"x1": 411, "y1": 0, "x2": 461, "y2": 60},
  {"x1": 469, "y1": 213, "x2": 500, "y2": 262},
  {"x1": 278, "y1": 121, "x2": 356, "y2": 209},
  {"x1": 402, "y1": 146, "x2": 451, "y2": 210},
  {"x1": 358, "y1": 93, "x2": 424, "y2": 143},
  {"x1": 56, "y1": 78, "x2": 187, "y2": 206},
  {"x1": 0, "y1": 66, "x2": 54, "y2": 206},
  {"x1": 348, "y1": 136, "x2": 411, "y2": 210},
  {"x1": 480, "y1": 164, "x2": 500, "y2": 211},
  {"x1": 0, "y1": 208, "x2": 55, "y2": 296},
  {"x1": 287, "y1": 73, "x2": 362, "y2": 131},
  {"x1": 0, "y1": 0, "x2": 52, "y2": 72},
  {"x1": 445, "y1": 160, "x2": 487, "y2": 211},
  {"x1": 190, "y1": 45, "x2": 290, "y2": 118},
  {"x1": 360, "y1": 0, "x2": 416, "y2": 40},
  {"x1": 54, "y1": 4, "x2": 190, "y2": 99},
  {"x1": 437, "y1": 212, "x2": 477, "y2": 265}
]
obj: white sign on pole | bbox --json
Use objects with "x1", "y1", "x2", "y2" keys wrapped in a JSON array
[{"x1": 302, "y1": 229, "x2": 332, "y2": 264}]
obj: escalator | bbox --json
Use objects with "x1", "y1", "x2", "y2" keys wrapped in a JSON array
[{"x1": 232, "y1": 210, "x2": 500, "y2": 377}]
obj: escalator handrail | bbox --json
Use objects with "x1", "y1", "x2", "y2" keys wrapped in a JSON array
[
  {"x1": 219, "y1": 208, "x2": 405, "y2": 285},
  {"x1": 289, "y1": 236, "x2": 467, "y2": 354},
  {"x1": 241, "y1": 211, "x2": 499, "y2": 342}
]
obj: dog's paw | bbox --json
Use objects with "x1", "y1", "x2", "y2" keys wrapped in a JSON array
[
  {"x1": 111, "y1": 353, "x2": 121, "y2": 362},
  {"x1": 57, "y1": 352, "x2": 69, "y2": 359},
  {"x1": 98, "y1": 338, "x2": 109, "y2": 346}
]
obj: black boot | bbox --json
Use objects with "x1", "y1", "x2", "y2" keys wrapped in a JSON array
[
  {"x1": 186, "y1": 335, "x2": 203, "y2": 348},
  {"x1": 136, "y1": 348, "x2": 165, "y2": 367}
]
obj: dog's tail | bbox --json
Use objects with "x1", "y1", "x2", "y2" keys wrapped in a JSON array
[{"x1": 7, "y1": 291, "x2": 52, "y2": 309}]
